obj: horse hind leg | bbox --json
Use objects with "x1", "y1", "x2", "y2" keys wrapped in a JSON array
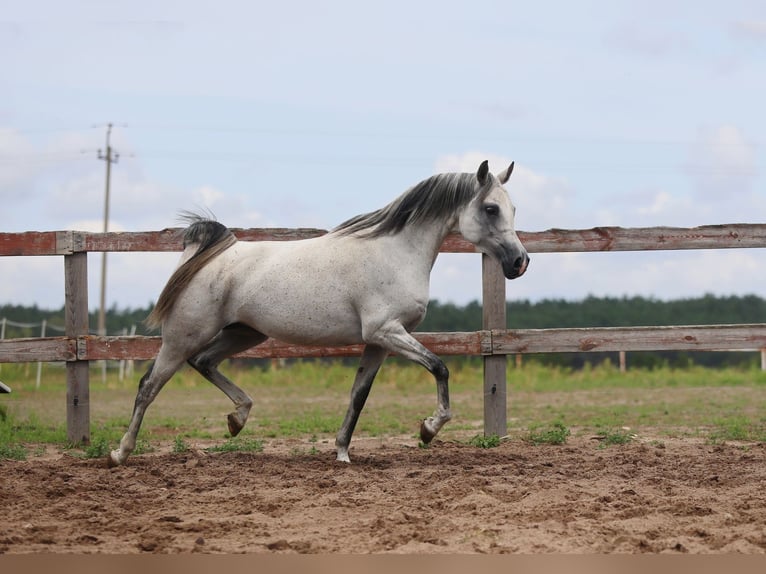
[
  {"x1": 108, "y1": 346, "x2": 187, "y2": 467},
  {"x1": 187, "y1": 323, "x2": 267, "y2": 437}
]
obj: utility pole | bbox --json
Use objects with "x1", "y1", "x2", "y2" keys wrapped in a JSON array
[{"x1": 97, "y1": 124, "x2": 119, "y2": 362}]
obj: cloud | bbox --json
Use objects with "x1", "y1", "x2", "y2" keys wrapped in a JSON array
[
  {"x1": 685, "y1": 125, "x2": 757, "y2": 200},
  {"x1": 604, "y1": 21, "x2": 679, "y2": 59},
  {"x1": 0, "y1": 258, "x2": 65, "y2": 308},
  {"x1": 0, "y1": 128, "x2": 37, "y2": 196},
  {"x1": 730, "y1": 20, "x2": 766, "y2": 40}
]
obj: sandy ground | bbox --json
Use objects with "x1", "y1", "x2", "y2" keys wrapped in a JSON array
[{"x1": 1, "y1": 435, "x2": 765, "y2": 554}]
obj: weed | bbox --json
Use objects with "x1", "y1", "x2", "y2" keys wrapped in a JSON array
[
  {"x1": 708, "y1": 416, "x2": 766, "y2": 444},
  {"x1": 82, "y1": 436, "x2": 111, "y2": 459},
  {"x1": 0, "y1": 442, "x2": 27, "y2": 461},
  {"x1": 133, "y1": 439, "x2": 155, "y2": 455},
  {"x1": 594, "y1": 428, "x2": 635, "y2": 448},
  {"x1": 468, "y1": 434, "x2": 501, "y2": 449},
  {"x1": 172, "y1": 435, "x2": 190, "y2": 454},
  {"x1": 206, "y1": 436, "x2": 264, "y2": 454},
  {"x1": 525, "y1": 421, "x2": 570, "y2": 445}
]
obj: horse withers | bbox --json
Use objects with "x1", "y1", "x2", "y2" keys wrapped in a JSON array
[{"x1": 109, "y1": 160, "x2": 529, "y2": 466}]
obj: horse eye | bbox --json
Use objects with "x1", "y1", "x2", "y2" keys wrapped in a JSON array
[{"x1": 484, "y1": 204, "x2": 499, "y2": 217}]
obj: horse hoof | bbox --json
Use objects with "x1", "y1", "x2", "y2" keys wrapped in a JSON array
[
  {"x1": 107, "y1": 450, "x2": 122, "y2": 468},
  {"x1": 336, "y1": 449, "x2": 351, "y2": 463},
  {"x1": 227, "y1": 413, "x2": 244, "y2": 437},
  {"x1": 420, "y1": 420, "x2": 436, "y2": 444}
]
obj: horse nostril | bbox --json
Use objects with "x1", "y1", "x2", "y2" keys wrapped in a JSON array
[{"x1": 513, "y1": 256, "x2": 524, "y2": 270}]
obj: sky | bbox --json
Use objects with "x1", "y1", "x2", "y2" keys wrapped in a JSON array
[{"x1": 2, "y1": 1, "x2": 765, "y2": 315}]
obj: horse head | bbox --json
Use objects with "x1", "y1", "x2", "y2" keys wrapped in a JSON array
[{"x1": 458, "y1": 160, "x2": 530, "y2": 279}]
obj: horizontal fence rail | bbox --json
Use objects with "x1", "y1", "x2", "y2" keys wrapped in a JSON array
[
  {"x1": 4, "y1": 324, "x2": 766, "y2": 363},
  {"x1": 3, "y1": 223, "x2": 766, "y2": 256},
  {"x1": 2, "y1": 223, "x2": 766, "y2": 444}
]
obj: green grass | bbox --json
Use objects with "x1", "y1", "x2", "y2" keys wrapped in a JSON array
[
  {"x1": 707, "y1": 415, "x2": 766, "y2": 444},
  {"x1": 0, "y1": 360, "x2": 764, "y2": 458},
  {"x1": 593, "y1": 427, "x2": 635, "y2": 448},
  {"x1": 172, "y1": 434, "x2": 191, "y2": 454},
  {"x1": 205, "y1": 436, "x2": 264, "y2": 454},
  {"x1": 525, "y1": 421, "x2": 571, "y2": 445},
  {"x1": 82, "y1": 436, "x2": 111, "y2": 459},
  {"x1": 0, "y1": 442, "x2": 27, "y2": 461},
  {"x1": 467, "y1": 434, "x2": 501, "y2": 448}
]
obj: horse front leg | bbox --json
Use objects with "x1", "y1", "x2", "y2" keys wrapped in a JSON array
[
  {"x1": 368, "y1": 323, "x2": 452, "y2": 445},
  {"x1": 418, "y1": 354, "x2": 451, "y2": 444},
  {"x1": 335, "y1": 344, "x2": 388, "y2": 463}
]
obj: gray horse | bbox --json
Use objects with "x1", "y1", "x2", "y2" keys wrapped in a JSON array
[{"x1": 109, "y1": 160, "x2": 529, "y2": 466}]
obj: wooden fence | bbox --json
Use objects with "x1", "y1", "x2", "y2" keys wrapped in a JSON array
[{"x1": 2, "y1": 223, "x2": 766, "y2": 445}]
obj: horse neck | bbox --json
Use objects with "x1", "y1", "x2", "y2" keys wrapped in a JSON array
[{"x1": 396, "y1": 214, "x2": 457, "y2": 268}]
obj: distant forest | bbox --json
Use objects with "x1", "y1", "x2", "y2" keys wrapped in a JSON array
[{"x1": 2, "y1": 294, "x2": 765, "y2": 369}]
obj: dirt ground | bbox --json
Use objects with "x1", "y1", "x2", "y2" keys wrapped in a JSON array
[{"x1": 1, "y1": 434, "x2": 765, "y2": 554}]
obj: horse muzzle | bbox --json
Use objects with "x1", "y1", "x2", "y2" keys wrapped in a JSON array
[{"x1": 502, "y1": 251, "x2": 530, "y2": 280}]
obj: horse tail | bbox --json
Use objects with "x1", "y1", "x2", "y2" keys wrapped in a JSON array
[{"x1": 146, "y1": 215, "x2": 237, "y2": 330}]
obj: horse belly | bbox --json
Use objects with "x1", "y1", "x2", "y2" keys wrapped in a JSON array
[
  {"x1": 258, "y1": 308, "x2": 363, "y2": 346},
  {"x1": 232, "y1": 282, "x2": 364, "y2": 346}
]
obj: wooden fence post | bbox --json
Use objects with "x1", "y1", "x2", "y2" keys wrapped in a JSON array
[
  {"x1": 64, "y1": 237, "x2": 90, "y2": 445},
  {"x1": 482, "y1": 254, "x2": 507, "y2": 437}
]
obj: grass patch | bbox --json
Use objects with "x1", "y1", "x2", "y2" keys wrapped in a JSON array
[
  {"x1": 1, "y1": 361, "x2": 765, "y2": 449},
  {"x1": 172, "y1": 435, "x2": 191, "y2": 454},
  {"x1": 205, "y1": 436, "x2": 264, "y2": 454},
  {"x1": 274, "y1": 411, "x2": 342, "y2": 437},
  {"x1": 0, "y1": 442, "x2": 27, "y2": 461},
  {"x1": 593, "y1": 427, "x2": 636, "y2": 448},
  {"x1": 708, "y1": 416, "x2": 766, "y2": 444},
  {"x1": 1, "y1": 412, "x2": 67, "y2": 444},
  {"x1": 82, "y1": 436, "x2": 111, "y2": 459},
  {"x1": 525, "y1": 421, "x2": 571, "y2": 445},
  {"x1": 467, "y1": 434, "x2": 501, "y2": 449}
]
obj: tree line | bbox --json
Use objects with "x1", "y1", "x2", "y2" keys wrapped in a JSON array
[
  {"x1": 3, "y1": 293, "x2": 765, "y2": 369},
  {"x1": 418, "y1": 294, "x2": 766, "y2": 368}
]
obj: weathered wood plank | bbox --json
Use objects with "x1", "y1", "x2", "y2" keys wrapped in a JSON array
[
  {"x1": 80, "y1": 228, "x2": 477, "y2": 253},
  {"x1": 0, "y1": 231, "x2": 61, "y2": 256},
  {"x1": 492, "y1": 324, "x2": 766, "y2": 354},
  {"x1": 482, "y1": 255, "x2": 507, "y2": 437},
  {"x1": 519, "y1": 224, "x2": 766, "y2": 253},
  {"x1": 81, "y1": 227, "x2": 330, "y2": 252},
  {"x1": 0, "y1": 337, "x2": 76, "y2": 362},
  {"x1": 4, "y1": 326, "x2": 764, "y2": 364},
  {"x1": 79, "y1": 332, "x2": 485, "y2": 361},
  {"x1": 4, "y1": 224, "x2": 766, "y2": 256},
  {"x1": 76, "y1": 224, "x2": 766, "y2": 254},
  {"x1": 65, "y1": 252, "x2": 90, "y2": 445}
]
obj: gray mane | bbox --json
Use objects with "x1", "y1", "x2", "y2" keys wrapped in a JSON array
[{"x1": 332, "y1": 172, "x2": 478, "y2": 238}]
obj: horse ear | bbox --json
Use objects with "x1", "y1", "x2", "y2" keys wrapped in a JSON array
[
  {"x1": 476, "y1": 160, "x2": 490, "y2": 186},
  {"x1": 497, "y1": 161, "x2": 514, "y2": 184}
]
